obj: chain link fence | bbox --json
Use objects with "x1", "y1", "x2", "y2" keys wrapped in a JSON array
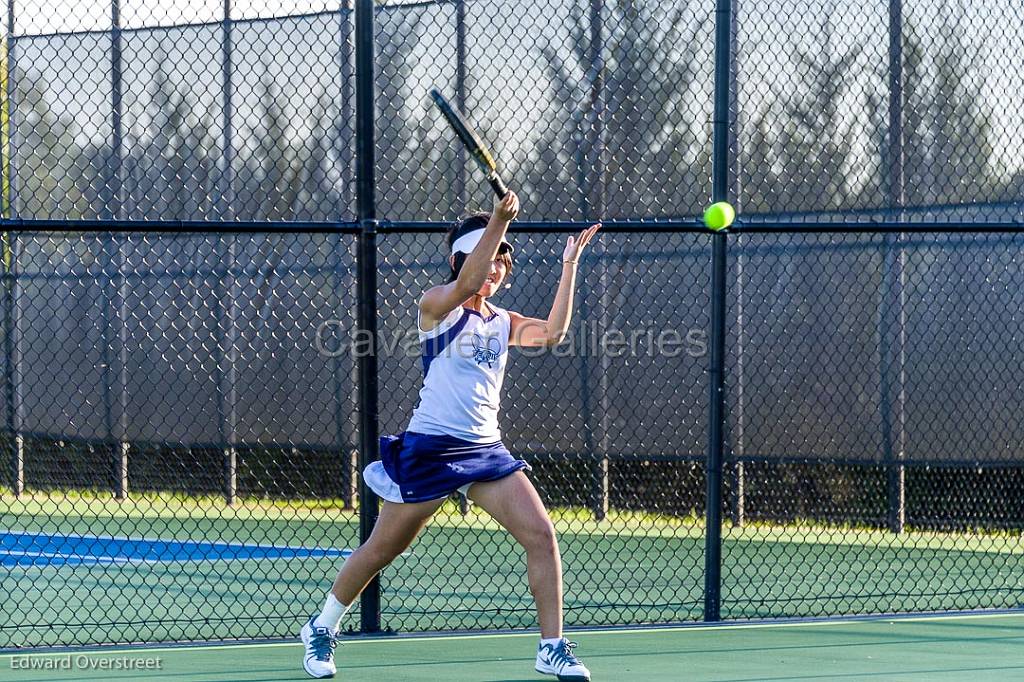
[
  {"x1": 723, "y1": 231, "x2": 1024, "y2": 618},
  {"x1": 1, "y1": 0, "x2": 1023, "y2": 649}
]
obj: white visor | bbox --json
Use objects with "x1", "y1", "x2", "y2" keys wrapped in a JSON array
[{"x1": 451, "y1": 228, "x2": 513, "y2": 256}]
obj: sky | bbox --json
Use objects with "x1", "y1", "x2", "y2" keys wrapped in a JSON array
[
  {"x1": 4, "y1": 0, "x2": 1022, "y2": 180},
  {"x1": 7, "y1": 1, "x2": 346, "y2": 34}
]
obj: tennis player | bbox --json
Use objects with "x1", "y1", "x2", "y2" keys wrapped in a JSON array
[{"x1": 301, "y1": 190, "x2": 600, "y2": 681}]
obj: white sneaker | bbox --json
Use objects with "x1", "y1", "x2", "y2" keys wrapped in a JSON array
[
  {"x1": 300, "y1": 616, "x2": 339, "y2": 678},
  {"x1": 536, "y1": 638, "x2": 592, "y2": 682}
]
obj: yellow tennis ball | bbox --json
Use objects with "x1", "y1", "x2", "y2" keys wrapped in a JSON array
[{"x1": 703, "y1": 202, "x2": 735, "y2": 231}]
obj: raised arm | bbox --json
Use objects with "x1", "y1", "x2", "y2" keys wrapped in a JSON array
[
  {"x1": 509, "y1": 223, "x2": 601, "y2": 347},
  {"x1": 419, "y1": 192, "x2": 520, "y2": 331}
]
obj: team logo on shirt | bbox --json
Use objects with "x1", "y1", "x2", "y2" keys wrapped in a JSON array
[{"x1": 471, "y1": 334, "x2": 502, "y2": 368}]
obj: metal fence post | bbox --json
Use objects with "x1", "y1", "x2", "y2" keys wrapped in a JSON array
[
  {"x1": 111, "y1": 0, "x2": 123, "y2": 216},
  {"x1": 221, "y1": 0, "x2": 234, "y2": 220},
  {"x1": 705, "y1": 236, "x2": 727, "y2": 624},
  {"x1": 2, "y1": 1, "x2": 19, "y2": 498},
  {"x1": 455, "y1": 0, "x2": 468, "y2": 515},
  {"x1": 217, "y1": 241, "x2": 239, "y2": 507},
  {"x1": 355, "y1": 0, "x2": 381, "y2": 634},
  {"x1": 454, "y1": 0, "x2": 470, "y2": 515},
  {"x1": 224, "y1": 446, "x2": 237, "y2": 506},
  {"x1": 4, "y1": 0, "x2": 13, "y2": 217},
  {"x1": 219, "y1": 0, "x2": 239, "y2": 506},
  {"x1": 883, "y1": 0, "x2": 906, "y2": 534},
  {"x1": 1, "y1": 1, "x2": 10, "y2": 216},
  {"x1": 3, "y1": 233, "x2": 19, "y2": 498},
  {"x1": 728, "y1": 0, "x2": 745, "y2": 529},
  {"x1": 587, "y1": 0, "x2": 609, "y2": 522},
  {"x1": 337, "y1": 1, "x2": 357, "y2": 507},
  {"x1": 880, "y1": 242, "x2": 907, "y2": 535},
  {"x1": 704, "y1": 0, "x2": 735, "y2": 623},
  {"x1": 102, "y1": 229, "x2": 130, "y2": 501},
  {"x1": 328, "y1": 233, "x2": 354, "y2": 508},
  {"x1": 340, "y1": 0, "x2": 353, "y2": 218},
  {"x1": 454, "y1": 0, "x2": 466, "y2": 210},
  {"x1": 109, "y1": 0, "x2": 130, "y2": 500}
]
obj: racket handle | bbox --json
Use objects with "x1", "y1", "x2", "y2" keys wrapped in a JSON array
[{"x1": 488, "y1": 174, "x2": 509, "y2": 199}]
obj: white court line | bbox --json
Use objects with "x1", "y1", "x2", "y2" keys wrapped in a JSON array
[
  {"x1": 1, "y1": 549, "x2": 157, "y2": 565},
  {"x1": 3, "y1": 610, "x2": 1021, "y2": 658},
  {"x1": 2, "y1": 529, "x2": 352, "y2": 553},
  {"x1": 1, "y1": 547, "x2": 352, "y2": 565}
]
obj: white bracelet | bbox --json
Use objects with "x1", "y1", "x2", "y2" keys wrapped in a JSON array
[{"x1": 563, "y1": 260, "x2": 578, "y2": 265}]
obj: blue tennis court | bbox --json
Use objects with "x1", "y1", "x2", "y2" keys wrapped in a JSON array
[{"x1": 0, "y1": 531, "x2": 351, "y2": 567}]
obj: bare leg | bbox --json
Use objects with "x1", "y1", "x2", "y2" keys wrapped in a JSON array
[
  {"x1": 330, "y1": 497, "x2": 446, "y2": 605},
  {"x1": 468, "y1": 472, "x2": 563, "y2": 638}
]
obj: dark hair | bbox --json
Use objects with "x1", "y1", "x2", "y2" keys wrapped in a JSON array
[
  {"x1": 446, "y1": 212, "x2": 513, "y2": 283},
  {"x1": 447, "y1": 212, "x2": 491, "y2": 251}
]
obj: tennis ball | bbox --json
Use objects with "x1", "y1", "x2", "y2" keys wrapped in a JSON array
[{"x1": 703, "y1": 202, "x2": 735, "y2": 231}]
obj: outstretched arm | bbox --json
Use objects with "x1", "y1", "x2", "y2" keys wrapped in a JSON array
[{"x1": 509, "y1": 223, "x2": 601, "y2": 347}]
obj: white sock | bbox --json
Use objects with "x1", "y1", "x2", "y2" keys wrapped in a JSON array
[
  {"x1": 313, "y1": 594, "x2": 351, "y2": 631},
  {"x1": 540, "y1": 636, "x2": 564, "y2": 648}
]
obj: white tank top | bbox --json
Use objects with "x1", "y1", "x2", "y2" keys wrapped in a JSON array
[{"x1": 406, "y1": 303, "x2": 510, "y2": 443}]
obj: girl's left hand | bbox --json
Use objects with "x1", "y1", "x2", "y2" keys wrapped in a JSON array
[{"x1": 563, "y1": 223, "x2": 601, "y2": 264}]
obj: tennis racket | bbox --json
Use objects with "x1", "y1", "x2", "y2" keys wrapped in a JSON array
[{"x1": 429, "y1": 88, "x2": 509, "y2": 198}]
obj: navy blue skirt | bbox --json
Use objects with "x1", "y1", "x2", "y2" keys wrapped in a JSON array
[{"x1": 363, "y1": 431, "x2": 530, "y2": 503}]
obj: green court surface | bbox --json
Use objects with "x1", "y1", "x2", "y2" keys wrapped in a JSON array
[
  {"x1": 3, "y1": 493, "x2": 1023, "y2": 647},
  {"x1": 1, "y1": 613, "x2": 1022, "y2": 681}
]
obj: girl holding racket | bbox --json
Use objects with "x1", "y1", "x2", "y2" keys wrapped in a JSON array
[{"x1": 301, "y1": 190, "x2": 600, "y2": 681}]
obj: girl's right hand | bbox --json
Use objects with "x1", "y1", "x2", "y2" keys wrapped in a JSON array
[{"x1": 493, "y1": 191, "x2": 520, "y2": 223}]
